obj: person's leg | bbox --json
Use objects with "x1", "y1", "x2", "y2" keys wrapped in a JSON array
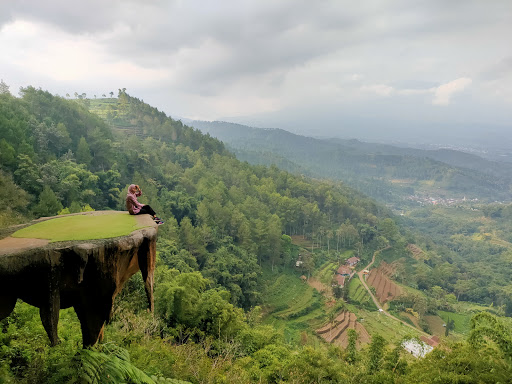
[{"x1": 137, "y1": 205, "x2": 157, "y2": 217}]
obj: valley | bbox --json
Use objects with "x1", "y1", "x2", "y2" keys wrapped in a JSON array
[{"x1": 1, "y1": 90, "x2": 511, "y2": 383}]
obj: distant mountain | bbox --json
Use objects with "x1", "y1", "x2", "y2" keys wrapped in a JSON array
[{"x1": 188, "y1": 120, "x2": 512, "y2": 205}]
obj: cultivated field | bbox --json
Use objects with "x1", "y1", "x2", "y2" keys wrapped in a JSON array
[
  {"x1": 406, "y1": 244, "x2": 426, "y2": 261},
  {"x1": 316, "y1": 310, "x2": 370, "y2": 348},
  {"x1": 366, "y1": 261, "x2": 401, "y2": 303}
]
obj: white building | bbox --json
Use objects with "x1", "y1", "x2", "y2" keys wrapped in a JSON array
[{"x1": 402, "y1": 339, "x2": 433, "y2": 358}]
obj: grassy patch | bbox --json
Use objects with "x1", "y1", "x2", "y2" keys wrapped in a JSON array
[
  {"x1": 262, "y1": 268, "x2": 326, "y2": 344},
  {"x1": 437, "y1": 310, "x2": 472, "y2": 335},
  {"x1": 12, "y1": 213, "x2": 147, "y2": 242},
  {"x1": 348, "y1": 278, "x2": 367, "y2": 302},
  {"x1": 351, "y1": 306, "x2": 422, "y2": 343},
  {"x1": 315, "y1": 261, "x2": 337, "y2": 285},
  {"x1": 424, "y1": 315, "x2": 447, "y2": 336}
]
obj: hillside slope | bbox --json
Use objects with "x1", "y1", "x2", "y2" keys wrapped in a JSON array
[{"x1": 188, "y1": 120, "x2": 512, "y2": 204}]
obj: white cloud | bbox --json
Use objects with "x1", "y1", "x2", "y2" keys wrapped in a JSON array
[
  {"x1": 432, "y1": 77, "x2": 472, "y2": 105},
  {"x1": 0, "y1": 1, "x2": 510, "y2": 139},
  {"x1": 0, "y1": 20, "x2": 168, "y2": 86},
  {"x1": 361, "y1": 84, "x2": 394, "y2": 96},
  {"x1": 359, "y1": 78, "x2": 473, "y2": 106}
]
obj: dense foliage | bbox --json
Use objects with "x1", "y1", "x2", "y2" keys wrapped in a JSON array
[{"x1": 1, "y1": 87, "x2": 512, "y2": 382}]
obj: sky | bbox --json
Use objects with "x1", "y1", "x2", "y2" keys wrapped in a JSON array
[{"x1": 1, "y1": 0, "x2": 511, "y2": 147}]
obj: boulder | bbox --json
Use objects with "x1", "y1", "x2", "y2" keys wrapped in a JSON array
[{"x1": 0, "y1": 211, "x2": 158, "y2": 346}]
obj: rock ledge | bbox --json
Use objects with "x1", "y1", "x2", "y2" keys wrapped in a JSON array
[{"x1": 0, "y1": 211, "x2": 157, "y2": 346}]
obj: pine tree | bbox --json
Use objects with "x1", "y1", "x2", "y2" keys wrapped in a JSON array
[
  {"x1": 76, "y1": 137, "x2": 92, "y2": 166},
  {"x1": 0, "y1": 79, "x2": 10, "y2": 95},
  {"x1": 34, "y1": 186, "x2": 63, "y2": 217}
]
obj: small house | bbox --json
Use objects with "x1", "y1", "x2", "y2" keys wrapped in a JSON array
[
  {"x1": 402, "y1": 339, "x2": 433, "y2": 358},
  {"x1": 346, "y1": 256, "x2": 360, "y2": 267},
  {"x1": 337, "y1": 265, "x2": 352, "y2": 276},
  {"x1": 332, "y1": 274, "x2": 345, "y2": 288}
]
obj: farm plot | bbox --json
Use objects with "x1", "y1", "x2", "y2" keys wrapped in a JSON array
[
  {"x1": 366, "y1": 261, "x2": 401, "y2": 303},
  {"x1": 262, "y1": 270, "x2": 326, "y2": 343},
  {"x1": 407, "y1": 244, "x2": 426, "y2": 261},
  {"x1": 314, "y1": 261, "x2": 338, "y2": 286},
  {"x1": 348, "y1": 278, "x2": 376, "y2": 310},
  {"x1": 316, "y1": 310, "x2": 370, "y2": 348}
]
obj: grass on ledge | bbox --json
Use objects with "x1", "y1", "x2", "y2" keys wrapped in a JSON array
[{"x1": 12, "y1": 213, "x2": 147, "y2": 242}]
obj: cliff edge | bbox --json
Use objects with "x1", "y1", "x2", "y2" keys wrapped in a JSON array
[{"x1": 0, "y1": 211, "x2": 158, "y2": 346}]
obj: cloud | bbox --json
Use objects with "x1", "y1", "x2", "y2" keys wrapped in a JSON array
[
  {"x1": 359, "y1": 78, "x2": 473, "y2": 106},
  {"x1": 361, "y1": 84, "x2": 394, "y2": 97},
  {"x1": 0, "y1": 0, "x2": 510, "y2": 138},
  {"x1": 432, "y1": 78, "x2": 472, "y2": 105}
]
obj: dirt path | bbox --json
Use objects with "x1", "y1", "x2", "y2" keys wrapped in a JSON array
[
  {"x1": 0, "y1": 237, "x2": 50, "y2": 256},
  {"x1": 357, "y1": 247, "x2": 430, "y2": 337}
]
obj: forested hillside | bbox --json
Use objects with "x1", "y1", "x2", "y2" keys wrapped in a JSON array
[
  {"x1": 188, "y1": 120, "x2": 512, "y2": 205},
  {"x1": 1, "y1": 88, "x2": 511, "y2": 383}
]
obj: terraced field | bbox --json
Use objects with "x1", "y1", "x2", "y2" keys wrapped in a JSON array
[
  {"x1": 315, "y1": 261, "x2": 338, "y2": 285},
  {"x1": 347, "y1": 278, "x2": 376, "y2": 310},
  {"x1": 316, "y1": 310, "x2": 370, "y2": 348},
  {"x1": 348, "y1": 305, "x2": 424, "y2": 343},
  {"x1": 262, "y1": 270, "x2": 326, "y2": 343},
  {"x1": 407, "y1": 244, "x2": 426, "y2": 261},
  {"x1": 366, "y1": 261, "x2": 401, "y2": 303}
]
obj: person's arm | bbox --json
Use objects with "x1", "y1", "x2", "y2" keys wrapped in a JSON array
[
  {"x1": 127, "y1": 194, "x2": 143, "y2": 209},
  {"x1": 133, "y1": 195, "x2": 144, "y2": 208}
]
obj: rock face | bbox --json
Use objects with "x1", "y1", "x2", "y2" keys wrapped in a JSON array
[{"x1": 0, "y1": 212, "x2": 157, "y2": 347}]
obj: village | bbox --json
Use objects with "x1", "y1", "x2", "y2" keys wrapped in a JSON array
[
  {"x1": 296, "y1": 253, "x2": 439, "y2": 358},
  {"x1": 405, "y1": 194, "x2": 478, "y2": 207}
]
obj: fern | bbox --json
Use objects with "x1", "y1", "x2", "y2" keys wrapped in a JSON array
[
  {"x1": 151, "y1": 376, "x2": 192, "y2": 384},
  {"x1": 75, "y1": 344, "x2": 191, "y2": 384},
  {"x1": 77, "y1": 344, "x2": 156, "y2": 384}
]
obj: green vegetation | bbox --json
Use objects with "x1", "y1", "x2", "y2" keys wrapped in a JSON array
[
  {"x1": 347, "y1": 278, "x2": 376, "y2": 311},
  {"x1": 11, "y1": 213, "x2": 146, "y2": 242},
  {"x1": 400, "y1": 204, "x2": 512, "y2": 314},
  {"x1": 262, "y1": 269, "x2": 325, "y2": 343},
  {"x1": 438, "y1": 310, "x2": 472, "y2": 335},
  {"x1": 2, "y1": 86, "x2": 512, "y2": 382},
  {"x1": 314, "y1": 260, "x2": 337, "y2": 285},
  {"x1": 188, "y1": 120, "x2": 512, "y2": 205}
]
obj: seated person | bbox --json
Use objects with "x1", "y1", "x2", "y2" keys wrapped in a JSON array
[{"x1": 126, "y1": 184, "x2": 163, "y2": 224}]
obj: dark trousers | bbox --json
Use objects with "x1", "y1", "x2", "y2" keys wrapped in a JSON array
[{"x1": 137, "y1": 205, "x2": 156, "y2": 217}]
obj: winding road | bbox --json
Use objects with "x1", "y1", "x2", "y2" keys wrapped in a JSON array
[{"x1": 357, "y1": 247, "x2": 430, "y2": 337}]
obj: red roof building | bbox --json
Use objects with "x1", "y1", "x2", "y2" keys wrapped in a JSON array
[
  {"x1": 346, "y1": 256, "x2": 360, "y2": 266},
  {"x1": 337, "y1": 265, "x2": 352, "y2": 276},
  {"x1": 333, "y1": 274, "x2": 345, "y2": 287}
]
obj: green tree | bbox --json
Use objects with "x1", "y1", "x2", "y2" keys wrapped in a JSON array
[
  {"x1": 76, "y1": 136, "x2": 92, "y2": 166},
  {"x1": 0, "y1": 79, "x2": 10, "y2": 95},
  {"x1": 0, "y1": 139, "x2": 16, "y2": 168},
  {"x1": 13, "y1": 154, "x2": 41, "y2": 196},
  {"x1": 367, "y1": 334, "x2": 386, "y2": 374},
  {"x1": 345, "y1": 329, "x2": 357, "y2": 364},
  {"x1": 33, "y1": 186, "x2": 63, "y2": 217}
]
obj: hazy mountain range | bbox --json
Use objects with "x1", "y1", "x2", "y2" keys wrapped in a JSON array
[{"x1": 187, "y1": 119, "x2": 512, "y2": 205}]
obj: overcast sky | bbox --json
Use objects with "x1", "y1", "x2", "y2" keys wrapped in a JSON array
[{"x1": 1, "y1": 0, "x2": 511, "y2": 146}]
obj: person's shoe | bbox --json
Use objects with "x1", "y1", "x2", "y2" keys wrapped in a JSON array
[
  {"x1": 153, "y1": 216, "x2": 162, "y2": 221},
  {"x1": 156, "y1": 220, "x2": 164, "y2": 225}
]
